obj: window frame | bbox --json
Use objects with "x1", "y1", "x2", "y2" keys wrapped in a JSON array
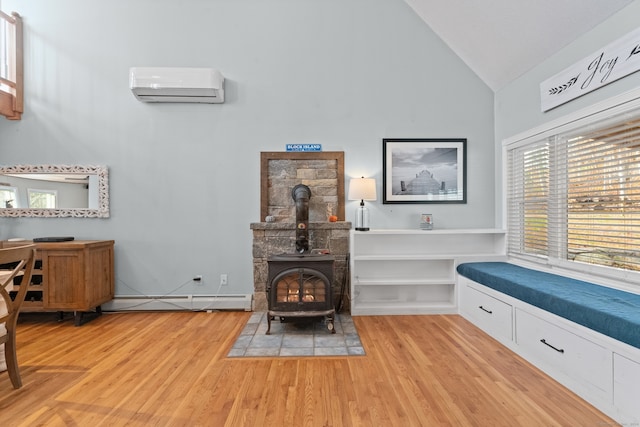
[
  {"x1": 0, "y1": 10, "x2": 23, "y2": 120},
  {"x1": 27, "y1": 188, "x2": 58, "y2": 209},
  {"x1": 0, "y1": 186, "x2": 18, "y2": 208},
  {"x1": 503, "y1": 87, "x2": 640, "y2": 289}
]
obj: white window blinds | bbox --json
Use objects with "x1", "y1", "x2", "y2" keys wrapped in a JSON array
[{"x1": 507, "y1": 107, "x2": 640, "y2": 275}]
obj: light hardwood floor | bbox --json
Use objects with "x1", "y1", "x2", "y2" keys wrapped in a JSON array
[{"x1": 0, "y1": 311, "x2": 617, "y2": 426}]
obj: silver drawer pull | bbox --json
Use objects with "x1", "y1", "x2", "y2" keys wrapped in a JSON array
[
  {"x1": 540, "y1": 338, "x2": 565, "y2": 353},
  {"x1": 478, "y1": 305, "x2": 493, "y2": 314}
]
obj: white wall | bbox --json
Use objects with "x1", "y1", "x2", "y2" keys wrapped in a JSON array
[
  {"x1": 495, "y1": 0, "x2": 640, "y2": 225},
  {"x1": 0, "y1": 0, "x2": 495, "y2": 299}
]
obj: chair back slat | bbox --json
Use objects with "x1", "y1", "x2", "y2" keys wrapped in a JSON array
[{"x1": 0, "y1": 244, "x2": 36, "y2": 388}]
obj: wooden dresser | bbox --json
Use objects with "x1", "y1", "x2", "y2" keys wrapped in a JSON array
[{"x1": 1, "y1": 240, "x2": 114, "y2": 325}]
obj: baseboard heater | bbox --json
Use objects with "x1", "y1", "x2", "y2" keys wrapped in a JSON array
[{"x1": 103, "y1": 294, "x2": 252, "y2": 312}]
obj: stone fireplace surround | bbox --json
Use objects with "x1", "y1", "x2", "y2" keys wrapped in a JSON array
[
  {"x1": 251, "y1": 151, "x2": 350, "y2": 311},
  {"x1": 251, "y1": 222, "x2": 350, "y2": 311},
  {"x1": 260, "y1": 151, "x2": 345, "y2": 222}
]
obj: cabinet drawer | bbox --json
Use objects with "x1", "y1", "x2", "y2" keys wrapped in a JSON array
[
  {"x1": 613, "y1": 353, "x2": 640, "y2": 421},
  {"x1": 460, "y1": 283, "x2": 512, "y2": 343},
  {"x1": 515, "y1": 308, "x2": 611, "y2": 396}
]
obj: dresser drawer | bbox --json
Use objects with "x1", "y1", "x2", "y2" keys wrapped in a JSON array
[
  {"x1": 515, "y1": 308, "x2": 611, "y2": 397},
  {"x1": 460, "y1": 282, "x2": 513, "y2": 343}
]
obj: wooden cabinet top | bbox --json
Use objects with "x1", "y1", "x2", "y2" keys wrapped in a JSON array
[{"x1": 1, "y1": 240, "x2": 114, "y2": 249}]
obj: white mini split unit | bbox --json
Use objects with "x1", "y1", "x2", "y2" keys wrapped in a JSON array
[{"x1": 129, "y1": 67, "x2": 225, "y2": 103}]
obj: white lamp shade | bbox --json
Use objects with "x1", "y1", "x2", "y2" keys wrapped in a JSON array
[{"x1": 348, "y1": 178, "x2": 377, "y2": 201}]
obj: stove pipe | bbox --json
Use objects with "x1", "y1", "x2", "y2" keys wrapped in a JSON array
[{"x1": 292, "y1": 184, "x2": 311, "y2": 253}]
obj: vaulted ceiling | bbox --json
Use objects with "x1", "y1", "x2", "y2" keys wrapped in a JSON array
[{"x1": 404, "y1": 0, "x2": 635, "y2": 91}]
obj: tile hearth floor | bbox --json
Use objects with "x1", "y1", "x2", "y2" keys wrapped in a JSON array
[{"x1": 228, "y1": 312, "x2": 366, "y2": 358}]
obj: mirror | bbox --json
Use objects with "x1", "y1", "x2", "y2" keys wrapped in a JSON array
[{"x1": 0, "y1": 165, "x2": 109, "y2": 218}]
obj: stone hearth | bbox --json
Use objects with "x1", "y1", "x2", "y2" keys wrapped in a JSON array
[{"x1": 251, "y1": 222, "x2": 351, "y2": 312}]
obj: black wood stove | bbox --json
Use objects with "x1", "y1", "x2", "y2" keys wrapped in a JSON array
[
  {"x1": 265, "y1": 184, "x2": 336, "y2": 334},
  {"x1": 266, "y1": 253, "x2": 335, "y2": 334}
]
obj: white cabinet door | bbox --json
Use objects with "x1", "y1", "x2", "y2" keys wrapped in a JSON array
[{"x1": 613, "y1": 353, "x2": 640, "y2": 422}]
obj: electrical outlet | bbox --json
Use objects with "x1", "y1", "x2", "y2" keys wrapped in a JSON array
[{"x1": 220, "y1": 274, "x2": 228, "y2": 286}]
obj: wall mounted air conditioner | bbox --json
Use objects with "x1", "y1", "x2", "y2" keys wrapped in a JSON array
[{"x1": 129, "y1": 67, "x2": 225, "y2": 103}]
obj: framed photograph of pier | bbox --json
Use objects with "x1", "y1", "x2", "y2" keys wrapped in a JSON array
[{"x1": 383, "y1": 138, "x2": 467, "y2": 204}]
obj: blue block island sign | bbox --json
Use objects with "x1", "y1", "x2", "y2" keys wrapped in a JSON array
[{"x1": 286, "y1": 144, "x2": 322, "y2": 152}]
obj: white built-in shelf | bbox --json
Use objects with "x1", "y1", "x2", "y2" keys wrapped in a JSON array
[{"x1": 350, "y1": 228, "x2": 506, "y2": 315}]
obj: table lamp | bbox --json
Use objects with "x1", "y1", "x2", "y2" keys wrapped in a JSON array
[{"x1": 348, "y1": 177, "x2": 377, "y2": 231}]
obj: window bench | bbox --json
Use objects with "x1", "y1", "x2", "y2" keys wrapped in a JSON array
[
  {"x1": 456, "y1": 262, "x2": 640, "y2": 349},
  {"x1": 457, "y1": 261, "x2": 640, "y2": 424}
]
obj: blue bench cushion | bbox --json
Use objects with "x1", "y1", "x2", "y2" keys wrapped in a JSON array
[{"x1": 456, "y1": 262, "x2": 640, "y2": 349}]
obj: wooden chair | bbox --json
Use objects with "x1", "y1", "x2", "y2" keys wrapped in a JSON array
[{"x1": 0, "y1": 245, "x2": 36, "y2": 389}]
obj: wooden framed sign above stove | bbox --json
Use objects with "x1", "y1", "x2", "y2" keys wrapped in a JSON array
[{"x1": 260, "y1": 151, "x2": 345, "y2": 223}]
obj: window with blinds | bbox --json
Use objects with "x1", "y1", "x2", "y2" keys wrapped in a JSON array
[{"x1": 507, "y1": 107, "x2": 640, "y2": 277}]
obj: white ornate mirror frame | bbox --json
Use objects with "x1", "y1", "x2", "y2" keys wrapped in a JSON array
[{"x1": 0, "y1": 165, "x2": 109, "y2": 218}]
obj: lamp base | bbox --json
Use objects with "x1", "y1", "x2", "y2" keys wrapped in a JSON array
[{"x1": 354, "y1": 204, "x2": 370, "y2": 231}]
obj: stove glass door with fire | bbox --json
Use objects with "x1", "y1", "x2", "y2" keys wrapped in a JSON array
[{"x1": 271, "y1": 268, "x2": 331, "y2": 312}]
